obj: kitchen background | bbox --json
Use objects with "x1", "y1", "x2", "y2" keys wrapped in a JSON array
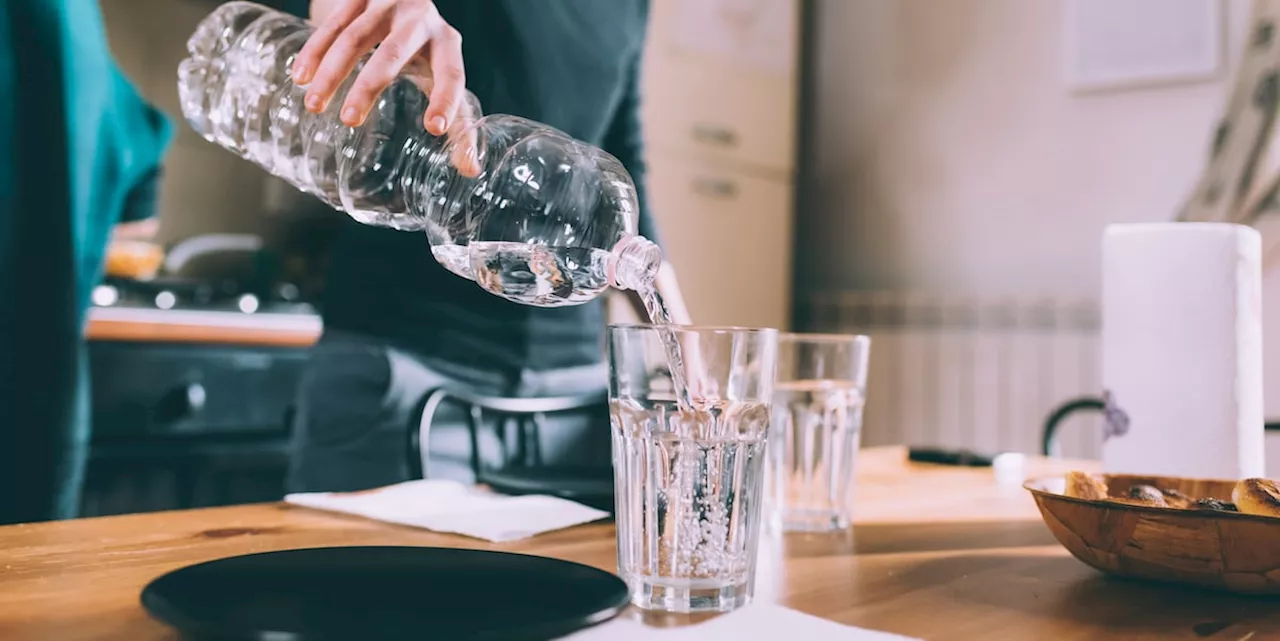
[{"x1": 89, "y1": 0, "x2": 1276, "y2": 515}]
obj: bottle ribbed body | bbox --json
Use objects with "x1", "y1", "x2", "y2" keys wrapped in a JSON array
[
  {"x1": 179, "y1": 1, "x2": 662, "y2": 307},
  {"x1": 178, "y1": 1, "x2": 439, "y2": 230}
]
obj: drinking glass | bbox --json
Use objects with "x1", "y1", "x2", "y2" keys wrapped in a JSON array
[
  {"x1": 768, "y1": 333, "x2": 870, "y2": 532},
  {"x1": 607, "y1": 324, "x2": 778, "y2": 613}
]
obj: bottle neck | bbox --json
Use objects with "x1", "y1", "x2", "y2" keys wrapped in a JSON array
[{"x1": 608, "y1": 235, "x2": 663, "y2": 292}]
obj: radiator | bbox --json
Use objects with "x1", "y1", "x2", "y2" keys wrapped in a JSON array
[{"x1": 802, "y1": 292, "x2": 1104, "y2": 459}]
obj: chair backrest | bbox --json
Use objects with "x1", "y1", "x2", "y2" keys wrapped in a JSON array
[
  {"x1": 1041, "y1": 396, "x2": 1105, "y2": 457},
  {"x1": 406, "y1": 388, "x2": 608, "y2": 481}
]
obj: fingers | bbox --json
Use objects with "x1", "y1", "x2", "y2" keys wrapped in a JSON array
[
  {"x1": 403, "y1": 63, "x2": 480, "y2": 176},
  {"x1": 339, "y1": 22, "x2": 425, "y2": 126},
  {"x1": 291, "y1": 0, "x2": 475, "y2": 182},
  {"x1": 423, "y1": 26, "x2": 465, "y2": 135},
  {"x1": 291, "y1": 0, "x2": 364, "y2": 85},
  {"x1": 449, "y1": 123, "x2": 483, "y2": 178},
  {"x1": 303, "y1": 13, "x2": 390, "y2": 114},
  {"x1": 443, "y1": 88, "x2": 482, "y2": 176},
  {"x1": 294, "y1": 1, "x2": 467, "y2": 136}
]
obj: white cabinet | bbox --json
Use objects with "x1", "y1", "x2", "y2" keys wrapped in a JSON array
[
  {"x1": 624, "y1": 0, "x2": 802, "y2": 330},
  {"x1": 640, "y1": 0, "x2": 801, "y2": 175},
  {"x1": 647, "y1": 152, "x2": 794, "y2": 329}
]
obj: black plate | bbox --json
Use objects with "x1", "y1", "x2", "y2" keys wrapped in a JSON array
[{"x1": 141, "y1": 546, "x2": 630, "y2": 640}]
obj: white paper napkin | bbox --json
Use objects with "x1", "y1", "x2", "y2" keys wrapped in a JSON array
[
  {"x1": 561, "y1": 604, "x2": 919, "y2": 640},
  {"x1": 283, "y1": 479, "x2": 610, "y2": 542}
]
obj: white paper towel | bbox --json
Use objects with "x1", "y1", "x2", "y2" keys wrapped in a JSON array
[
  {"x1": 561, "y1": 605, "x2": 919, "y2": 640},
  {"x1": 284, "y1": 480, "x2": 610, "y2": 542},
  {"x1": 1101, "y1": 222, "x2": 1264, "y2": 479}
]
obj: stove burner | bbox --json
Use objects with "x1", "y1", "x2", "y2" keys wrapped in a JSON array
[{"x1": 93, "y1": 277, "x2": 307, "y2": 315}]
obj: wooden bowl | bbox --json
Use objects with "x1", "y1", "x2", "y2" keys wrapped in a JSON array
[{"x1": 1026, "y1": 474, "x2": 1280, "y2": 594}]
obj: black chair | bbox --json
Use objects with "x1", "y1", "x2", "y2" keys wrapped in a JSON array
[
  {"x1": 1041, "y1": 395, "x2": 1280, "y2": 457},
  {"x1": 405, "y1": 388, "x2": 615, "y2": 512},
  {"x1": 1040, "y1": 396, "x2": 1106, "y2": 457}
]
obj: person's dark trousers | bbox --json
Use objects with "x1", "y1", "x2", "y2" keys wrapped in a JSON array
[{"x1": 288, "y1": 330, "x2": 612, "y2": 493}]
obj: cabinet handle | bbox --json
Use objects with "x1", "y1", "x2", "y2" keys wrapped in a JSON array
[
  {"x1": 691, "y1": 123, "x2": 738, "y2": 147},
  {"x1": 152, "y1": 381, "x2": 206, "y2": 424},
  {"x1": 692, "y1": 177, "x2": 738, "y2": 199}
]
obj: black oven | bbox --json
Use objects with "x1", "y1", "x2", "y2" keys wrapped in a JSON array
[{"x1": 81, "y1": 338, "x2": 310, "y2": 517}]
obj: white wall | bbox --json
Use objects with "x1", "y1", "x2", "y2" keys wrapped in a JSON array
[
  {"x1": 798, "y1": 0, "x2": 1253, "y2": 297},
  {"x1": 800, "y1": 0, "x2": 1280, "y2": 422}
]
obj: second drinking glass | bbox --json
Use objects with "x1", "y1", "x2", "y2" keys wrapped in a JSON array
[{"x1": 768, "y1": 333, "x2": 871, "y2": 532}]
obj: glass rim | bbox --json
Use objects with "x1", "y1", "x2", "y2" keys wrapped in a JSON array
[
  {"x1": 607, "y1": 323, "x2": 779, "y2": 336},
  {"x1": 780, "y1": 332, "x2": 871, "y2": 344}
]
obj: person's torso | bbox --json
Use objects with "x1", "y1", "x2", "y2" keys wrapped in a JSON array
[{"x1": 320, "y1": 0, "x2": 650, "y2": 373}]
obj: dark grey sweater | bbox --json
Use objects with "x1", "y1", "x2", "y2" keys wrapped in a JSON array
[{"x1": 311, "y1": 0, "x2": 661, "y2": 373}]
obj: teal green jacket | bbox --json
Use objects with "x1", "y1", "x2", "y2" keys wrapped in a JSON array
[
  {"x1": 0, "y1": 0, "x2": 173, "y2": 522},
  {"x1": 1, "y1": 0, "x2": 173, "y2": 320}
]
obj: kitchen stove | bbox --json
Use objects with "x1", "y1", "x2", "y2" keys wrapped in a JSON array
[
  {"x1": 92, "y1": 276, "x2": 314, "y2": 315},
  {"x1": 82, "y1": 275, "x2": 320, "y2": 518}
]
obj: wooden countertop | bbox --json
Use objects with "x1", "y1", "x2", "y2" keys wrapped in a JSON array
[
  {"x1": 3, "y1": 448, "x2": 1274, "y2": 640},
  {"x1": 85, "y1": 306, "x2": 321, "y2": 348}
]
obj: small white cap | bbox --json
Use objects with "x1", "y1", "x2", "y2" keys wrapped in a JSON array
[{"x1": 992, "y1": 452, "x2": 1027, "y2": 487}]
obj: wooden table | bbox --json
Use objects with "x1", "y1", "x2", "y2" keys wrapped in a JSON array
[{"x1": 2, "y1": 447, "x2": 1277, "y2": 640}]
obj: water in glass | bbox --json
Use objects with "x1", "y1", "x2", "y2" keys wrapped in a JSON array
[
  {"x1": 771, "y1": 379, "x2": 865, "y2": 531},
  {"x1": 608, "y1": 325, "x2": 778, "y2": 613}
]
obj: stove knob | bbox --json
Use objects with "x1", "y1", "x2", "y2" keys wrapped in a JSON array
[
  {"x1": 276, "y1": 283, "x2": 300, "y2": 302},
  {"x1": 186, "y1": 382, "x2": 207, "y2": 412},
  {"x1": 237, "y1": 293, "x2": 260, "y2": 314},
  {"x1": 92, "y1": 285, "x2": 119, "y2": 307},
  {"x1": 193, "y1": 284, "x2": 214, "y2": 306},
  {"x1": 155, "y1": 290, "x2": 177, "y2": 310},
  {"x1": 153, "y1": 381, "x2": 206, "y2": 424}
]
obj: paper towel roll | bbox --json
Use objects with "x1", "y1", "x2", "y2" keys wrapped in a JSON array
[{"x1": 1101, "y1": 222, "x2": 1264, "y2": 479}]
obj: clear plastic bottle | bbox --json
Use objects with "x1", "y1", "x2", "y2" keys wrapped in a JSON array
[{"x1": 178, "y1": 1, "x2": 663, "y2": 308}]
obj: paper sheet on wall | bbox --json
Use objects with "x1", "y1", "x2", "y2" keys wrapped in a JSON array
[{"x1": 670, "y1": 0, "x2": 794, "y2": 75}]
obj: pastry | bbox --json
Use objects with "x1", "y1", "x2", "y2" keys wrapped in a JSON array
[
  {"x1": 1102, "y1": 484, "x2": 1169, "y2": 508},
  {"x1": 1194, "y1": 498, "x2": 1238, "y2": 512},
  {"x1": 1232, "y1": 478, "x2": 1280, "y2": 517},
  {"x1": 1159, "y1": 487, "x2": 1195, "y2": 509},
  {"x1": 1056, "y1": 471, "x2": 1265, "y2": 515},
  {"x1": 1064, "y1": 471, "x2": 1108, "y2": 501},
  {"x1": 1107, "y1": 497, "x2": 1167, "y2": 507},
  {"x1": 1125, "y1": 484, "x2": 1169, "y2": 507}
]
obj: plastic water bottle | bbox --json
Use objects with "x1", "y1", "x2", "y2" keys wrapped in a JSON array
[{"x1": 178, "y1": 1, "x2": 662, "y2": 307}]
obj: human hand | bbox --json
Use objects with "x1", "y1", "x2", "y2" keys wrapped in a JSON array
[{"x1": 290, "y1": 0, "x2": 465, "y2": 135}]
